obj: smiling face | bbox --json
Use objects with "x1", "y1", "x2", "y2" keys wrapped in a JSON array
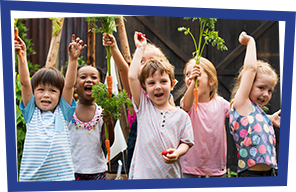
[
  {"x1": 249, "y1": 73, "x2": 275, "y2": 107},
  {"x1": 75, "y1": 66, "x2": 101, "y2": 103},
  {"x1": 34, "y1": 84, "x2": 61, "y2": 112},
  {"x1": 145, "y1": 70, "x2": 173, "y2": 109}
]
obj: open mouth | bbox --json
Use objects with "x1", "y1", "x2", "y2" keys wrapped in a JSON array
[
  {"x1": 154, "y1": 93, "x2": 164, "y2": 98},
  {"x1": 85, "y1": 86, "x2": 93, "y2": 95},
  {"x1": 41, "y1": 100, "x2": 51, "y2": 105}
]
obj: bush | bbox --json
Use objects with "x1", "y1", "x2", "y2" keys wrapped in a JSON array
[{"x1": 15, "y1": 19, "x2": 38, "y2": 179}]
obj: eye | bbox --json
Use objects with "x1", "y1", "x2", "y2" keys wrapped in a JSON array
[
  {"x1": 140, "y1": 60, "x2": 145, "y2": 64},
  {"x1": 161, "y1": 80, "x2": 168, "y2": 83},
  {"x1": 92, "y1": 76, "x2": 98, "y2": 79},
  {"x1": 148, "y1": 81, "x2": 155, "y2": 85},
  {"x1": 186, "y1": 73, "x2": 190, "y2": 77},
  {"x1": 37, "y1": 88, "x2": 44, "y2": 91},
  {"x1": 80, "y1": 75, "x2": 86, "y2": 79}
]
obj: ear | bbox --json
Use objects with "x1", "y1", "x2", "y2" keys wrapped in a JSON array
[{"x1": 209, "y1": 78, "x2": 215, "y2": 86}]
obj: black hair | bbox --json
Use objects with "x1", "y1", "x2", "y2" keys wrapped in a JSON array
[
  {"x1": 31, "y1": 67, "x2": 64, "y2": 94},
  {"x1": 77, "y1": 64, "x2": 106, "y2": 83}
]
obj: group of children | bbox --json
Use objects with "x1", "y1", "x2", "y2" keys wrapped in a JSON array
[{"x1": 15, "y1": 27, "x2": 281, "y2": 181}]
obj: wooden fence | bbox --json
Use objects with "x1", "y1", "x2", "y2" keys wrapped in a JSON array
[{"x1": 22, "y1": 16, "x2": 281, "y2": 173}]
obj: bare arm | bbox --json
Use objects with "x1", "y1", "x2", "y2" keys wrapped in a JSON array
[
  {"x1": 101, "y1": 113, "x2": 115, "y2": 146},
  {"x1": 162, "y1": 143, "x2": 190, "y2": 164},
  {"x1": 128, "y1": 32, "x2": 146, "y2": 108},
  {"x1": 233, "y1": 32, "x2": 257, "y2": 116},
  {"x1": 62, "y1": 34, "x2": 87, "y2": 105},
  {"x1": 182, "y1": 65, "x2": 200, "y2": 112},
  {"x1": 15, "y1": 36, "x2": 32, "y2": 107},
  {"x1": 103, "y1": 33, "x2": 131, "y2": 95}
]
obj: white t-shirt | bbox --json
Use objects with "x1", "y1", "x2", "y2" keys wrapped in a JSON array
[
  {"x1": 68, "y1": 103, "x2": 107, "y2": 174},
  {"x1": 129, "y1": 89, "x2": 194, "y2": 179}
]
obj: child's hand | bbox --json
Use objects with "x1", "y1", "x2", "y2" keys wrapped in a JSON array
[
  {"x1": 68, "y1": 34, "x2": 87, "y2": 60},
  {"x1": 161, "y1": 148, "x2": 179, "y2": 164},
  {"x1": 102, "y1": 111, "x2": 113, "y2": 125},
  {"x1": 239, "y1": 31, "x2": 254, "y2": 46},
  {"x1": 134, "y1": 31, "x2": 147, "y2": 48},
  {"x1": 14, "y1": 36, "x2": 26, "y2": 58},
  {"x1": 102, "y1": 33, "x2": 117, "y2": 48},
  {"x1": 269, "y1": 109, "x2": 281, "y2": 127},
  {"x1": 189, "y1": 65, "x2": 201, "y2": 81}
]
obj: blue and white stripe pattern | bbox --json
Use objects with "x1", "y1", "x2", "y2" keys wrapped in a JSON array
[{"x1": 19, "y1": 95, "x2": 76, "y2": 181}]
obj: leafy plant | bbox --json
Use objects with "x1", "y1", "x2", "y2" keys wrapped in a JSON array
[
  {"x1": 49, "y1": 18, "x2": 63, "y2": 36},
  {"x1": 178, "y1": 18, "x2": 228, "y2": 69},
  {"x1": 14, "y1": 19, "x2": 38, "y2": 180},
  {"x1": 226, "y1": 168, "x2": 237, "y2": 177},
  {"x1": 92, "y1": 82, "x2": 133, "y2": 121},
  {"x1": 92, "y1": 82, "x2": 132, "y2": 169},
  {"x1": 85, "y1": 16, "x2": 122, "y2": 76}
]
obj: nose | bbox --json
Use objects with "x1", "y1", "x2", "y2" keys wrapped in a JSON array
[
  {"x1": 86, "y1": 76, "x2": 93, "y2": 83},
  {"x1": 43, "y1": 90, "x2": 50, "y2": 98},
  {"x1": 155, "y1": 83, "x2": 161, "y2": 90}
]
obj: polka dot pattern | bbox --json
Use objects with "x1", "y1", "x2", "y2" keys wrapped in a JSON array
[{"x1": 229, "y1": 102, "x2": 277, "y2": 172}]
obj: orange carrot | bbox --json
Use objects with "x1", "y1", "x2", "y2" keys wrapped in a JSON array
[
  {"x1": 106, "y1": 75, "x2": 113, "y2": 98},
  {"x1": 14, "y1": 27, "x2": 23, "y2": 60},
  {"x1": 105, "y1": 139, "x2": 111, "y2": 171},
  {"x1": 194, "y1": 87, "x2": 198, "y2": 113}
]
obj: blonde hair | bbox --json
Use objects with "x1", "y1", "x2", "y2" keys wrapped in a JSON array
[
  {"x1": 230, "y1": 60, "x2": 279, "y2": 104},
  {"x1": 139, "y1": 58, "x2": 175, "y2": 92},
  {"x1": 183, "y1": 57, "x2": 218, "y2": 100}
]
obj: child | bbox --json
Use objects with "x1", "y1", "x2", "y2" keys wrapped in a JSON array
[
  {"x1": 68, "y1": 64, "x2": 114, "y2": 180},
  {"x1": 127, "y1": 32, "x2": 194, "y2": 179},
  {"x1": 229, "y1": 31, "x2": 280, "y2": 177},
  {"x1": 180, "y1": 57, "x2": 230, "y2": 178},
  {"x1": 15, "y1": 34, "x2": 87, "y2": 181},
  {"x1": 103, "y1": 32, "x2": 175, "y2": 175}
]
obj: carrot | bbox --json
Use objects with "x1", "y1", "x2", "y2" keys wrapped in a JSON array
[
  {"x1": 14, "y1": 27, "x2": 23, "y2": 60},
  {"x1": 104, "y1": 121, "x2": 111, "y2": 171},
  {"x1": 106, "y1": 75, "x2": 113, "y2": 98},
  {"x1": 194, "y1": 87, "x2": 199, "y2": 113},
  {"x1": 105, "y1": 139, "x2": 111, "y2": 171}
]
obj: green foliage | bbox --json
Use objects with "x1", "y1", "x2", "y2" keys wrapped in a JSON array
[
  {"x1": 92, "y1": 82, "x2": 133, "y2": 121},
  {"x1": 49, "y1": 18, "x2": 63, "y2": 36},
  {"x1": 178, "y1": 17, "x2": 228, "y2": 88},
  {"x1": 226, "y1": 168, "x2": 237, "y2": 177},
  {"x1": 85, "y1": 16, "x2": 122, "y2": 76},
  {"x1": 14, "y1": 19, "x2": 39, "y2": 75},
  {"x1": 14, "y1": 19, "x2": 38, "y2": 180}
]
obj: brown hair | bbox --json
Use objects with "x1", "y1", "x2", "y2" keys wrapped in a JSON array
[
  {"x1": 230, "y1": 60, "x2": 279, "y2": 103},
  {"x1": 31, "y1": 67, "x2": 65, "y2": 95},
  {"x1": 183, "y1": 57, "x2": 218, "y2": 99},
  {"x1": 139, "y1": 58, "x2": 175, "y2": 92}
]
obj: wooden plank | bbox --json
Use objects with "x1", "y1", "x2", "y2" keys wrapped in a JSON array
[
  {"x1": 216, "y1": 21, "x2": 276, "y2": 70},
  {"x1": 45, "y1": 18, "x2": 64, "y2": 68},
  {"x1": 116, "y1": 17, "x2": 132, "y2": 65},
  {"x1": 38, "y1": 19, "x2": 45, "y2": 66},
  {"x1": 135, "y1": 16, "x2": 189, "y2": 63}
]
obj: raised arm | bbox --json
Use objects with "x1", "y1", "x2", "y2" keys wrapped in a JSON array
[
  {"x1": 103, "y1": 33, "x2": 131, "y2": 95},
  {"x1": 62, "y1": 34, "x2": 87, "y2": 105},
  {"x1": 15, "y1": 35, "x2": 32, "y2": 107},
  {"x1": 182, "y1": 65, "x2": 200, "y2": 112},
  {"x1": 128, "y1": 32, "x2": 146, "y2": 108},
  {"x1": 233, "y1": 32, "x2": 257, "y2": 115}
]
